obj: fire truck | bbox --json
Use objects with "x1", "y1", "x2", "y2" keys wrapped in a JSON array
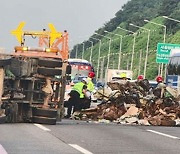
[{"x1": 0, "y1": 22, "x2": 71, "y2": 124}]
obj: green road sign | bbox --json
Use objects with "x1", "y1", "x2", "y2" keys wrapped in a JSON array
[{"x1": 156, "y1": 43, "x2": 180, "y2": 64}]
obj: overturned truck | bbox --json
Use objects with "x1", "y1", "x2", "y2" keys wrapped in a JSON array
[{"x1": 0, "y1": 22, "x2": 71, "y2": 124}]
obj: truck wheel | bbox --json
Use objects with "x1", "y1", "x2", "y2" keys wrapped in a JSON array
[
  {"x1": 66, "y1": 75, "x2": 71, "y2": 81},
  {"x1": 37, "y1": 67, "x2": 62, "y2": 76},
  {"x1": 66, "y1": 65, "x2": 71, "y2": 74},
  {"x1": 0, "y1": 116, "x2": 6, "y2": 123},
  {"x1": 38, "y1": 58, "x2": 62, "y2": 68},
  {"x1": 0, "y1": 59, "x2": 11, "y2": 67},
  {"x1": 32, "y1": 108, "x2": 57, "y2": 118},
  {"x1": 32, "y1": 116, "x2": 57, "y2": 125},
  {"x1": 5, "y1": 103, "x2": 18, "y2": 123}
]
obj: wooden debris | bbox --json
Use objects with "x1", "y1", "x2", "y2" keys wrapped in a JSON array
[{"x1": 77, "y1": 79, "x2": 180, "y2": 126}]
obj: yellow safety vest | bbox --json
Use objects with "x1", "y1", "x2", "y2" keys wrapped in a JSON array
[
  {"x1": 87, "y1": 77, "x2": 94, "y2": 92},
  {"x1": 72, "y1": 82, "x2": 85, "y2": 98}
]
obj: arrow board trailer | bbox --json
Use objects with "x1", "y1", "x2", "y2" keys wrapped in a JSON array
[{"x1": 0, "y1": 22, "x2": 71, "y2": 125}]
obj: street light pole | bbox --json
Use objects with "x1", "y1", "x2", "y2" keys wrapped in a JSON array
[
  {"x1": 94, "y1": 33, "x2": 111, "y2": 71},
  {"x1": 81, "y1": 43, "x2": 85, "y2": 59},
  {"x1": 75, "y1": 45, "x2": 78, "y2": 58},
  {"x1": 144, "y1": 20, "x2": 166, "y2": 43},
  {"x1": 163, "y1": 16, "x2": 180, "y2": 23},
  {"x1": 90, "y1": 37, "x2": 102, "y2": 79},
  {"x1": 104, "y1": 30, "x2": 123, "y2": 70},
  {"x1": 130, "y1": 23, "x2": 150, "y2": 78},
  {"x1": 117, "y1": 27, "x2": 136, "y2": 71},
  {"x1": 138, "y1": 50, "x2": 142, "y2": 76},
  {"x1": 131, "y1": 34, "x2": 136, "y2": 70},
  {"x1": 99, "y1": 56, "x2": 105, "y2": 81},
  {"x1": 99, "y1": 53, "x2": 115, "y2": 80},
  {"x1": 68, "y1": 49, "x2": 71, "y2": 58},
  {"x1": 144, "y1": 19, "x2": 167, "y2": 77},
  {"x1": 87, "y1": 40, "x2": 93, "y2": 63}
]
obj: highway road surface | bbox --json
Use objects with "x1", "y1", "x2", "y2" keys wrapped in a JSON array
[{"x1": 0, "y1": 119, "x2": 180, "y2": 154}]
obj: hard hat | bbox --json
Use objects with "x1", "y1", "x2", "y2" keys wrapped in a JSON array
[
  {"x1": 120, "y1": 72, "x2": 127, "y2": 78},
  {"x1": 137, "y1": 75, "x2": 144, "y2": 80},
  {"x1": 88, "y1": 72, "x2": 95, "y2": 78},
  {"x1": 156, "y1": 76, "x2": 163, "y2": 83},
  {"x1": 82, "y1": 77, "x2": 88, "y2": 83}
]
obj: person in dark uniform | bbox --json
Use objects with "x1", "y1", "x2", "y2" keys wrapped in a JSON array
[{"x1": 65, "y1": 78, "x2": 87, "y2": 118}]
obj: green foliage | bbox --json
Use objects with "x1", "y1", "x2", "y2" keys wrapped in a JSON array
[
  {"x1": 71, "y1": 0, "x2": 180, "y2": 80},
  {"x1": 158, "y1": 0, "x2": 179, "y2": 16}
]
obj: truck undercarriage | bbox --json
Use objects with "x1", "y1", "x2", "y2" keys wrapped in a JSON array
[{"x1": 0, "y1": 22, "x2": 71, "y2": 124}]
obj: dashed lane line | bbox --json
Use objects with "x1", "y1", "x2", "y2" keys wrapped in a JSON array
[
  {"x1": 34, "y1": 124, "x2": 51, "y2": 131},
  {"x1": 34, "y1": 124, "x2": 93, "y2": 153},
  {"x1": 147, "y1": 129, "x2": 180, "y2": 139},
  {"x1": 69, "y1": 144, "x2": 93, "y2": 154}
]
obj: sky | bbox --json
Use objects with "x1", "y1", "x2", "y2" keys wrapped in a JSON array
[{"x1": 0, "y1": 0, "x2": 129, "y2": 52}]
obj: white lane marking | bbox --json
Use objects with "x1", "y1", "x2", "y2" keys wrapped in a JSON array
[
  {"x1": 147, "y1": 129, "x2": 180, "y2": 139},
  {"x1": 34, "y1": 124, "x2": 51, "y2": 131},
  {"x1": 69, "y1": 144, "x2": 93, "y2": 154},
  {"x1": 0, "y1": 144, "x2": 8, "y2": 154}
]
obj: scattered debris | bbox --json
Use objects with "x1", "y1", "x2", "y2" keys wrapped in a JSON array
[{"x1": 74, "y1": 80, "x2": 180, "y2": 126}]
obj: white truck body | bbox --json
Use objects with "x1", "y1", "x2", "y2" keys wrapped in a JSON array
[
  {"x1": 106, "y1": 69, "x2": 133, "y2": 83},
  {"x1": 170, "y1": 48, "x2": 180, "y2": 57}
]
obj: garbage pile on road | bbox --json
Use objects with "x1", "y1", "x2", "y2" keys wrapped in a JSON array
[{"x1": 74, "y1": 79, "x2": 180, "y2": 126}]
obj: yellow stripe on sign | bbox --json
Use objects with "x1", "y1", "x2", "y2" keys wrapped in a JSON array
[
  {"x1": 11, "y1": 22, "x2": 25, "y2": 43},
  {"x1": 48, "y1": 23, "x2": 62, "y2": 46}
]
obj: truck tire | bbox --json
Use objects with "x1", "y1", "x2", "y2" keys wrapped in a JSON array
[
  {"x1": 0, "y1": 116, "x2": 6, "y2": 124},
  {"x1": 32, "y1": 108, "x2": 57, "y2": 118},
  {"x1": 0, "y1": 59, "x2": 11, "y2": 67},
  {"x1": 5, "y1": 103, "x2": 18, "y2": 123},
  {"x1": 32, "y1": 116, "x2": 57, "y2": 125},
  {"x1": 66, "y1": 75, "x2": 71, "y2": 81},
  {"x1": 37, "y1": 67, "x2": 62, "y2": 76},
  {"x1": 38, "y1": 58, "x2": 62, "y2": 68},
  {"x1": 66, "y1": 65, "x2": 71, "y2": 74}
]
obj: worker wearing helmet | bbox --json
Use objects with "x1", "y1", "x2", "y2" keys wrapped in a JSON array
[
  {"x1": 154, "y1": 76, "x2": 166, "y2": 98},
  {"x1": 156, "y1": 76, "x2": 163, "y2": 83},
  {"x1": 135, "y1": 75, "x2": 151, "y2": 95},
  {"x1": 137, "y1": 75, "x2": 144, "y2": 81},
  {"x1": 88, "y1": 72, "x2": 95, "y2": 78},
  {"x1": 120, "y1": 72, "x2": 127, "y2": 80},
  {"x1": 64, "y1": 78, "x2": 87, "y2": 118},
  {"x1": 156, "y1": 76, "x2": 166, "y2": 88},
  {"x1": 87, "y1": 72, "x2": 95, "y2": 92},
  {"x1": 81, "y1": 72, "x2": 95, "y2": 109}
]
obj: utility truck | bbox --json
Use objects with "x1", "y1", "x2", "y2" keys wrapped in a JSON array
[
  {"x1": 0, "y1": 22, "x2": 71, "y2": 124},
  {"x1": 106, "y1": 69, "x2": 133, "y2": 83},
  {"x1": 166, "y1": 49, "x2": 180, "y2": 89}
]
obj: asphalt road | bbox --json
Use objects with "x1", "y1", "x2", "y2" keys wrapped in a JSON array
[{"x1": 0, "y1": 120, "x2": 180, "y2": 154}]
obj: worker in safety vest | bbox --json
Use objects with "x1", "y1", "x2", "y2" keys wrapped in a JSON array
[
  {"x1": 156, "y1": 76, "x2": 165, "y2": 88},
  {"x1": 81, "y1": 72, "x2": 95, "y2": 109},
  {"x1": 87, "y1": 72, "x2": 95, "y2": 92},
  {"x1": 65, "y1": 78, "x2": 87, "y2": 118},
  {"x1": 154, "y1": 76, "x2": 166, "y2": 98}
]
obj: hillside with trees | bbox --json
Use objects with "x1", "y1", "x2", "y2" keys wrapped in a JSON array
[{"x1": 70, "y1": 0, "x2": 180, "y2": 80}]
